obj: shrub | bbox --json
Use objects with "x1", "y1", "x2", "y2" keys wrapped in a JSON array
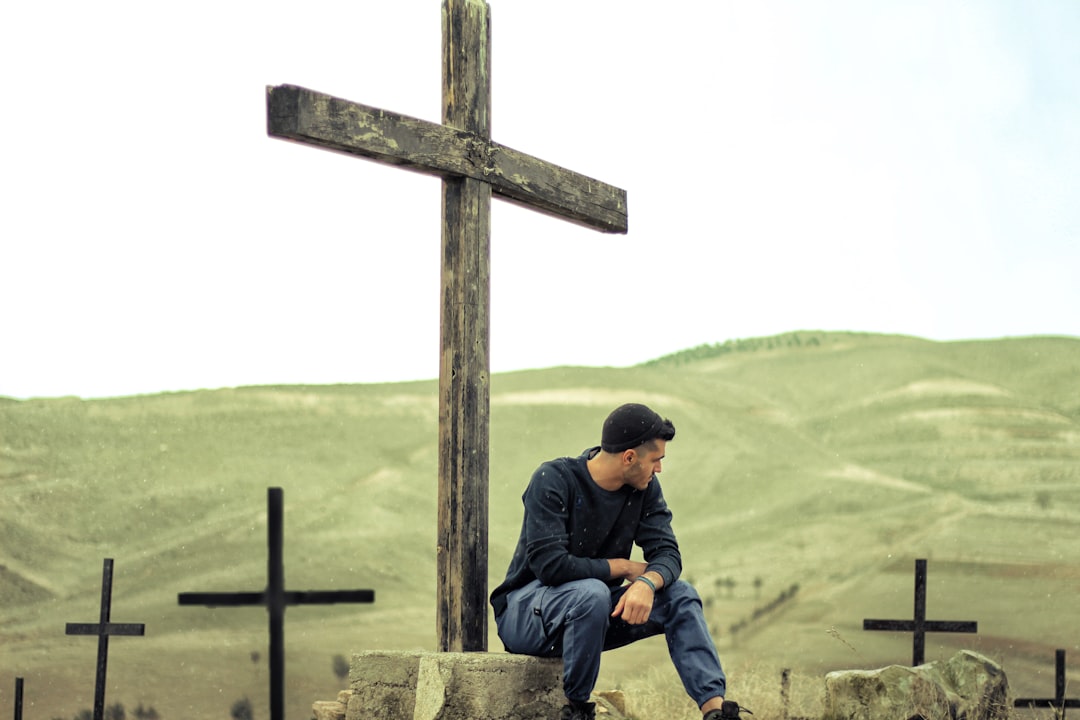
[
  {"x1": 230, "y1": 697, "x2": 254, "y2": 720},
  {"x1": 333, "y1": 654, "x2": 350, "y2": 683},
  {"x1": 132, "y1": 703, "x2": 159, "y2": 720}
]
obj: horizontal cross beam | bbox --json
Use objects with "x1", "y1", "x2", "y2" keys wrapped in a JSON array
[
  {"x1": 862, "y1": 620, "x2": 978, "y2": 633},
  {"x1": 267, "y1": 84, "x2": 628, "y2": 234},
  {"x1": 65, "y1": 623, "x2": 146, "y2": 636},
  {"x1": 179, "y1": 590, "x2": 375, "y2": 607},
  {"x1": 1014, "y1": 699, "x2": 1080, "y2": 709}
]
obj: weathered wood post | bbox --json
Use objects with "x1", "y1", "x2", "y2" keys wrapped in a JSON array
[{"x1": 438, "y1": 0, "x2": 493, "y2": 654}]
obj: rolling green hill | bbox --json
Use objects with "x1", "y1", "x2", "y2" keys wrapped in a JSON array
[{"x1": 2, "y1": 332, "x2": 1078, "y2": 720}]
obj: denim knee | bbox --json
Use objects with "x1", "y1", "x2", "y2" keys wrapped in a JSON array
[
  {"x1": 666, "y1": 579, "x2": 702, "y2": 604},
  {"x1": 567, "y1": 579, "x2": 612, "y2": 621}
]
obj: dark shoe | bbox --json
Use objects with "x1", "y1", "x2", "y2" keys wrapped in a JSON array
[
  {"x1": 703, "y1": 700, "x2": 752, "y2": 720},
  {"x1": 560, "y1": 701, "x2": 596, "y2": 720}
]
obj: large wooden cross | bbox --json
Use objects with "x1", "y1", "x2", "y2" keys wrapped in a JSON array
[{"x1": 266, "y1": 0, "x2": 627, "y2": 652}]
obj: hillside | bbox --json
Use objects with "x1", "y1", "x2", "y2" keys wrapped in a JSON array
[{"x1": 2, "y1": 332, "x2": 1078, "y2": 720}]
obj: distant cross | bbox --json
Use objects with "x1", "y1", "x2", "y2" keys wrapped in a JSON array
[
  {"x1": 65, "y1": 558, "x2": 146, "y2": 720},
  {"x1": 178, "y1": 487, "x2": 375, "y2": 720},
  {"x1": 12, "y1": 678, "x2": 23, "y2": 720},
  {"x1": 265, "y1": 0, "x2": 627, "y2": 652},
  {"x1": 1015, "y1": 649, "x2": 1080, "y2": 719},
  {"x1": 863, "y1": 558, "x2": 977, "y2": 666}
]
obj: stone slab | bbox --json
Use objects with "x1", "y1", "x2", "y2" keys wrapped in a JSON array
[{"x1": 347, "y1": 651, "x2": 564, "y2": 720}]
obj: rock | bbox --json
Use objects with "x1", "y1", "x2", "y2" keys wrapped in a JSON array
[
  {"x1": 823, "y1": 650, "x2": 1009, "y2": 720},
  {"x1": 935, "y1": 651, "x2": 1010, "y2": 720},
  {"x1": 596, "y1": 690, "x2": 627, "y2": 716},
  {"x1": 312, "y1": 690, "x2": 350, "y2": 720},
  {"x1": 592, "y1": 690, "x2": 632, "y2": 719}
]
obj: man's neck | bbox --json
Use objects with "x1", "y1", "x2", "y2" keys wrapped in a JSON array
[{"x1": 586, "y1": 452, "x2": 625, "y2": 492}]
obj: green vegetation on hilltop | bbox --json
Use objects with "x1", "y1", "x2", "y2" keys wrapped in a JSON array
[
  {"x1": 2, "y1": 332, "x2": 1078, "y2": 720},
  {"x1": 643, "y1": 330, "x2": 834, "y2": 366}
]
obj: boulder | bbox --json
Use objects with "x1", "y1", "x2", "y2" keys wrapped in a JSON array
[{"x1": 823, "y1": 650, "x2": 1009, "y2": 720}]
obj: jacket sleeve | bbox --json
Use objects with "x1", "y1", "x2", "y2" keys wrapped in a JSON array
[
  {"x1": 636, "y1": 480, "x2": 682, "y2": 588},
  {"x1": 522, "y1": 464, "x2": 610, "y2": 586}
]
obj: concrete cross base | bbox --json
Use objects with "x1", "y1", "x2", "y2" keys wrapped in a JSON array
[{"x1": 343, "y1": 651, "x2": 565, "y2": 720}]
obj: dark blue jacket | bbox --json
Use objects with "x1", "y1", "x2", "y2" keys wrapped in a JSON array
[{"x1": 490, "y1": 446, "x2": 682, "y2": 618}]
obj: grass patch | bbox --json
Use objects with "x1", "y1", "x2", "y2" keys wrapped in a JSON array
[{"x1": 2, "y1": 332, "x2": 1078, "y2": 719}]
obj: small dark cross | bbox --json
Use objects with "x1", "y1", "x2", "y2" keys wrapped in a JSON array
[
  {"x1": 178, "y1": 487, "x2": 375, "y2": 720},
  {"x1": 12, "y1": 678, "x2": 23, "y2": 720},
  {"x1": 65, "y1": 558, "x2": 146, "y2": 720},
  {"x1": 266, "y1": 0, "x2": 627, "y2": 652},
  {"x1": 1014, "y1": 649, "x2": 1080, "y2": 718},
  {"x1": 863, "y1": 558, "x2": 977, "y2": 666}
]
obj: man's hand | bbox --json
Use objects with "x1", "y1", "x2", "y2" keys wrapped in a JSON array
[
  {"x1": 611, "y1": 578, "x2": 654, "y2": 625},
  {"x1": 607, "y1": 558, "x2": 647, "y2": 582}
]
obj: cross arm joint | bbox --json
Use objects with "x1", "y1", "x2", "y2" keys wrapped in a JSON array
[{"x1": 266, "y1": 84, "x2": 627, "y2": 233}]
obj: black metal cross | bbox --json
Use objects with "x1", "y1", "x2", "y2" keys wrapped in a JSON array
[
  {"x1": 12, "y1": 678, "x2": 23, "y2": 720},
  {"x1": 65, "y1": 558, "x2": 146, "y2": 720},
  {"x1": 178, "y1": 487, "x2": 375, "y2": 720},
  {"x1": 863, "y1": 558, "x2": 977, "y2": 666},
  {"x1": 1015, "y1": 649, "x2": 1080, "y2": 718}
]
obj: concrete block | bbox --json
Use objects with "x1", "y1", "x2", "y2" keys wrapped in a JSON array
[
  {"x1": 347, "y1": 651, "x2": 563, "y2": 720},
  {"x1": 348, "y1": 651, "x2": 422, "y2": 720}
]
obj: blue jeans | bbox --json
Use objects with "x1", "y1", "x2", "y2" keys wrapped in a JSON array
[{"x1": 495, "y1": 578, "x2": 726, "y2": 706}]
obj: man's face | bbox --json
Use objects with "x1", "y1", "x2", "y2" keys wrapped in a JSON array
[{"x1": 623, "y1": 439, "x2": 666, "y2": 490}]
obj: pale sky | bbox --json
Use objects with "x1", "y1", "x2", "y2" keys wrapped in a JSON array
[{"x1": 2, "y1": 1, "x2": 1077, "y2": 399}]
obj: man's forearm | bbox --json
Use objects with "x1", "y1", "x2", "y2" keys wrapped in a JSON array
[
  {"x1": 608, "y1": 558, "x2": 643, "y2": 581},
  {"x1": 607, "y1": 559, "x2": 665, "y2": 589}
]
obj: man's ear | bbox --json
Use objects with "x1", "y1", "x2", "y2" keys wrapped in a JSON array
[{"x1": 621, "y1": 449, "x2": 636, "y2": 465}]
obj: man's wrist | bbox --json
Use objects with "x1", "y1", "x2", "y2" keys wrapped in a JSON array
[
  {"x1": 634, "y1": 575, "x2": 657, "y2": 592},
  {"x1": 641, "y1": 569, "x2": 665, "y2": 590}
]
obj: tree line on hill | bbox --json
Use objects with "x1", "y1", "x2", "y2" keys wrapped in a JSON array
[
  {"x1": 645, "y1": 332, "x2": 827, "y2": 366},
  {"x1": 54, "y1": 703, "x2": 159, "y2": 720}
]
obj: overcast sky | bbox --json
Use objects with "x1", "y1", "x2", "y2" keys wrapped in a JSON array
[{"x1": 2, "y1": 1, "x2": 1077, "y2": 399}]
